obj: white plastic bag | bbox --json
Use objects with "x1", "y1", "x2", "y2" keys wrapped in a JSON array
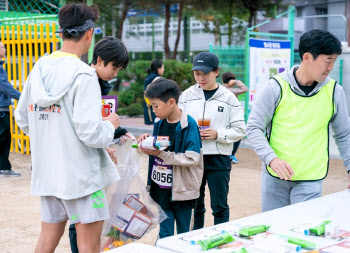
[{"x1": 101, "y1": 136, "x2": 167, "y2": 251}]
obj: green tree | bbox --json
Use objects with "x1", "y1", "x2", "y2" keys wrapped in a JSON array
[
  {"x1": 191, "y1": 0, "x2": 248, "y2": 45},
  {"x1": 241, "y1": 0, "x2": 283, "y2": 27}
]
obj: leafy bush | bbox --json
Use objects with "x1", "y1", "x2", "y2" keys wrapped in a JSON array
[
  {"x1": 116, "y1": 106, "x2": 128, "y2": 115},
  {"x1": 114, "y1": 60, "x2": 196, "y2": 116},
  {"x1": 163, "y1": 60, "x2": 195, "y2": 91},
  {"x1": 118, "y1": 90, "x2": 135, "y2": 107},
  {"x1": 126, "y1": 103, "x2": 143, "y2": 116}
]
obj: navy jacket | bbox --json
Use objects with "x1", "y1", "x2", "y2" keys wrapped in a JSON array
[
  {"x1": 0, "y1": 61, "x2": 20, "y2": 109},
  {"x1": 147, "y1": 112, "x2": 204, "y2": 201},
  {"x1": 144, "y1": 72, "x2": 159, "y2": 90}
]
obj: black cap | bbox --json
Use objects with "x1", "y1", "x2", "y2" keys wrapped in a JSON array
[{"x1": 191, "y1": 52, "x2": 219, "y2": 74}]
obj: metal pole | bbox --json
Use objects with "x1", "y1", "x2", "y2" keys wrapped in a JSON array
[
  {"x1": 87, "y1": 0, "x2": 94, "y2": 63},
  {"x1": 244, "y1": 30, "x2": 250, "y2": 123},
  {"x1": 288, "y1": 6, "x2": 295, "y2": 67},
  {"x1": 340, "y1": 58, "x2": 343, "y2": 86}
]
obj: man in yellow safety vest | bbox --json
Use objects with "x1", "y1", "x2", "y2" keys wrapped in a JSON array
[{"x1": 247, "y1": 29, "x2": 350, "y2": 211}]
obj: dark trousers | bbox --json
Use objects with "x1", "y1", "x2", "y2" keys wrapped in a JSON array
[
  {"x1": 69, "y1": 224, "x2": 79, "y2": 253},
  {"x1": 193, "y1": 169, "x2": 231, "y2": 230},
  {"x1": 0, "y1": 112, "x2": 11, "y2": 171},
  {"x1": 232, "y1": 140, "x2": 241, "y2": 156},
  {"x1": 159, "y1": 206, "x2": 193, "y2": 239}
]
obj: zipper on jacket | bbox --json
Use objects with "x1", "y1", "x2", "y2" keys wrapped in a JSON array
[{"x1": 201, "y1": 101, "x2": 207, "y2": 127}]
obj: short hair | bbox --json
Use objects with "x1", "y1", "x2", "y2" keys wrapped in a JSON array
[
  {"x1": 147, "y1": 59, "x2": 163, "y2": 74},
  {"x1": 145, "y1": 77, "x2": 181, "y2": 104},
  {"x1": 299, "y1": 30, "x2": 342, "y2": 60},
  {"x1": 222, "y1": 72, "x2": 236, "y2": 84},
  {"x1": 58, "y1": 3, "x2": 99, "y2": 42},
  {"x1": 91, "y1": 36, "x2": 129, "y2": 70}
]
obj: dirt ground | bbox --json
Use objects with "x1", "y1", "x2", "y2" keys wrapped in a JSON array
[{"x1": 0, "y1": 148, "x2": 348, "y2": 253}]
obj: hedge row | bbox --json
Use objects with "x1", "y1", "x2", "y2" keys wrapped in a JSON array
[{"x1": 114, "y1": 60, "x2": 196, "y2": 116}]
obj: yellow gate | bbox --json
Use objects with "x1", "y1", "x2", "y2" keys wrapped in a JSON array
[{"x1": 1, "y1": 23, "x2": 60, "y2": 155}]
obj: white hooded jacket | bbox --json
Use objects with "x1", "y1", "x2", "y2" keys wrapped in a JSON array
[
  {"x1": 179, "y1": 84, "x2": 246, "y2": 155},
  {"x1": 15, "y1": 51, "x2": 120, "y2": 200}
]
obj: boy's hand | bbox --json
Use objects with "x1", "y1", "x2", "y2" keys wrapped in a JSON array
[
  {"x1": 137, "y1": 133, "x2": 150, "y2": 143},
  {"x1": 269, "y1": 158, "x2": 294, "y2": 180},
  {"x1": 106, "y1": 147, "x2": 117, "y2": 165},
  {"x1": 103, "y1": 113, "x2": 119, "y2": 129},
  {"x1": 200, "y1": 128, "x2": 218, "y2": 140},
  {"x1": 140, "y1": 147, "x2": 161, "y2": 156}
]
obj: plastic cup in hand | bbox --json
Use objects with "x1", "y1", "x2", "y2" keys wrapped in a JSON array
[{"x1": 198, "y1": 118, "x2": 210, "y2": 130}]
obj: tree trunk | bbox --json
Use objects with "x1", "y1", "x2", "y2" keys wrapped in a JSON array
[
  {"x1": 164, "y1": 2, "x2": 171, "y2": 59},
  {"x1": 117, "y1": 0, "x2": 133, "y2": 40},
  {"x1": 112, "y1": 7, "x2": 116, "y2": 37},
  {"x1": 214, "y1": 19, "x2": 220, "y2": 45},
  {"x1": 172, "y1": 1, "x2": 184, "y2": 60},
  {"x1": 248, "y1": 9, "x2": 255, "y2": 28},
  {"x1": 228, "y1": 1, "x2": 233, "y2": 45}
]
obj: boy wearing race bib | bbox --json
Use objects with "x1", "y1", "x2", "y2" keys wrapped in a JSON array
[{"x1": 138, "y1": 78, "x2": 203, "y2": 239}]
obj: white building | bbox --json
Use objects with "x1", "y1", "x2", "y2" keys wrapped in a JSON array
[{"x1": 121, "y1": 16, "x2": 246, "y2": 57}]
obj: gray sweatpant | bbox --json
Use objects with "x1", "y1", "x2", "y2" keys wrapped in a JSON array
[{"x1": 261, "y1": 169, "x2": 323, "y2": 212}]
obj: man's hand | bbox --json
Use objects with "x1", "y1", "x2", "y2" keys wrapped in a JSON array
[
  {"x1": 139, "y1": 147, "x2": 161, "y2": 156},
  {"x1": 269, "y1": 158, "x2": 294, "y2": 180},
  {"x1": 200, "y1": 128, "x2": 218, "y2": 140},
  {"x1": 137, "y1": 133, "x2": 150, "y2": 143},
  {"x1": 104, "y1": 113, "x2": 119, "y2": 129},
  {"x1": 106, "y1": 147, "x2": 117, "y2": 165}
]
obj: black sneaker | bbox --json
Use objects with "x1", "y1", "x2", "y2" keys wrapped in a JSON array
[{"x1": 0, "y1": 170, "x2": 21, "y2": 177}]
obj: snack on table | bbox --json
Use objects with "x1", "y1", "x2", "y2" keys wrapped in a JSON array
[
  {"x1": 309, "y1": 220, "x2": 332, "y2": 236},
  {"x1": 197, "y1": 232, "x2": 234, "y2": 251},
  {"x1": 286, "y1": 235, "x2": 317, "y2": 249},
  {"x1": 239, "y1": 225, "x2": 271, "y2": 237}
]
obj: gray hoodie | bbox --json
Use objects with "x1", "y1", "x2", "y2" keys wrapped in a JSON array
[
  {"x1": 247, "y1": 65, "x2": 350, "y2": 173},
  {"x1": 15, "y1": 52, "x2": 120, "y2": 200}
]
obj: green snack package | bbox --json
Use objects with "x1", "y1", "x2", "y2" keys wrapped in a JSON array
[
  {"x1": 287, "y1": 236, "x2": 317, "y2": 249},
  {"x1": 197, "y1": 232, "x2": 234, "y2": 251},
  {"x1": 239, "y1": 225, "x2": 270, "y2": 237},
  {"x1": 230, "y1": 248, "x2": 249, "y2": 253},
  {"x1": 237, "y1": 248, "x2": 249, "y2": 253},
  {"x1": 309, "y1": 220, "x2": 332, "y2": 236}
]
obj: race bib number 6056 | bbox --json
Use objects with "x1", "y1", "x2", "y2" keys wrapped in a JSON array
[{"x1": 151, "y1": 157, "x2": 172, "y2": 189}]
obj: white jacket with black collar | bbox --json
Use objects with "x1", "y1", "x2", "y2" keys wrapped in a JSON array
[{"x1": 179, "y1": 83, "x2": 246, "y2": 155}]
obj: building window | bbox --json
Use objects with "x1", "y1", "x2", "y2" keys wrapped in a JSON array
[
  {"x1": 315, "y1": 8, "x2": 327, "y2": 16},
  {"x1": 296, "y1": 7, "x2": 303, "y2": 17}
]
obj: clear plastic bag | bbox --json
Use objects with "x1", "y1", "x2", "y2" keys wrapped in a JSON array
[{"x1": 101, "y1": 136, "x2": 167, "y2": 251}]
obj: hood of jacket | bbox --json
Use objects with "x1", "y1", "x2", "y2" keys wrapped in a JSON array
[
  {"x1": 279, "y1": 65, "x2": 332, "y2": 96},
  {"x1": 30, "y1": 52, "x2": 96, "y2": 107}
]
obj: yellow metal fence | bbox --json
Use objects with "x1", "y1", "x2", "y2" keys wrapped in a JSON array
[{"x1": 1, "y1": 23, "x2": 60, "y2": 155}]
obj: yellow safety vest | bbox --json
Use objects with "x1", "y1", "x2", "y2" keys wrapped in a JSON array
[{"x1": 267, "y1": 75, "x2": 335, "y2": 181}]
